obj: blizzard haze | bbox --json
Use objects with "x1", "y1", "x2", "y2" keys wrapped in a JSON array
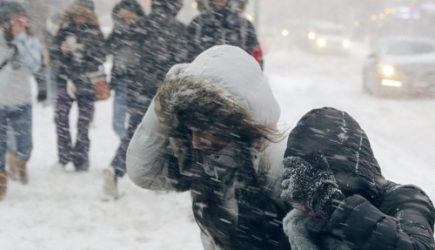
[{"x1": 1, "y1": 0, "x2": 435, "y2": 249}]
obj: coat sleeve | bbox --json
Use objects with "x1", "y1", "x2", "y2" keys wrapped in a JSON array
[
  {"x1": 50, "y1": 26, "x2": 71, "y2": 69},
  {"x1": 104, "y1": 31, "x2": 117, "y2": 56},
  {"x1": 86, "y1": 27, "x2": 106, "y2": 70},
  {"x1": 126, "y1": 100, "x2": 187, "y2": 191},
  {"x1": 185, "y1": 16, "x2": 202, "y2": 62},
  {"x1": 244, "y1": 19, "x2": 263, "y2": 68},
  {"x1": 244, "y1": 19, "x2": 260, "y2": 53},
  {"x1": 13, "y1": 33, "x2": 42, "y2": 73},
  {"x1": 325, "y1": 185, "x2": 435, "y2": 250},
  {"x1": 0, "y1": 33, "x2": 14, "y2": 65}
]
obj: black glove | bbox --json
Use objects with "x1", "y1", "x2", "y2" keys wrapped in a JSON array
[
  {"x1": 281, "y1": 153, "x2": 344, "y2": 219},
  {"x1": 34, "y1": 64, "x2": 48, "y2": 103},
  {"x1": 37, "y1": 89, "x2": 47, "y2": 102}
]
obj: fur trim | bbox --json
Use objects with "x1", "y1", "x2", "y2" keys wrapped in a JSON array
[
  {"x1": 62, "y1": 4, "x2": 99, "y2": 26},
  {"x1": 155, "y1": 74, "x2": 248, "y2": 135},
  {"x1": 116, "y1": 9, "x2": 140, "y2": 22},
  {"x1": 155, "y1": 74, "x2": 249, "y2": 163}
]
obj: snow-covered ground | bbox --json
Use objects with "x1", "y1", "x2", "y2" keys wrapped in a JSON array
[{"x1": 1, "y1": 43, "x2": 435, "y2": 249}]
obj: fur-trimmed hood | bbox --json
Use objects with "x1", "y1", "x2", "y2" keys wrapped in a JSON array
[
  {"x1": 112, "y1": 0, "x2": 145, "y2": 23},
  {"x1": 156, "y1": 45, "x2": 280, "y2": 134},
  {"x1": 62, "y1": 3, "x2": 99, "y2": 26}
]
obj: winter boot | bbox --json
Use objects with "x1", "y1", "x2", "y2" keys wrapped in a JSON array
[
  {"x1": 103, "y1": 167, "x2": 119, "y2": 199},
  {"x1": 0, "y1": 170, "x2": 7, "y2": 200},
  {"x1": 15, "y1": 159, "x2": 28, "y2": 185},
  {"x1": 6, "y1": 151, "x2": 19, "y2": 181}
]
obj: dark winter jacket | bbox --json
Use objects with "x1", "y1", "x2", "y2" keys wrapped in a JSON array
[
  {"x1": 111, "y1": 0, "x2": 145, "y2": 30},
  {"x1": 51, "y1": 6, "x2": 105, "y2": 92},
  {"x1": 133, "y1": 0, "x2": 188, "y2": 102},
  {"x1": 186, "y1": 2, "x2": 263, "y2": 66},
  {"x1": 0, "y1": 30, "x2": 42, "y2": 106},
  {"x1": 127, "y1": 45, "x2": 288, "y2": 250},
  {"x1": 106, "y1": 0, "x2": 146, "y2": 94},
  {"x1": 283, "y1": 107, "x2": 435, "y2": 250}
]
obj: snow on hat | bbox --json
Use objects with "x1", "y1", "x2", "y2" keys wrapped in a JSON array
[
  {"x1": 73, "y1": 0, "x2": 95, "y2": 11},
  {"x1": 0, "y1": 1, "x2": 26, "y2": 24}
]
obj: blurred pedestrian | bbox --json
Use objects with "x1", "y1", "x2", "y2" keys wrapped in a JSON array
[
  {"x1": 51, "y1": 0, "x2": 106, "y2": 171},
  {"x1": 103, "y1": 0, "x2": 187, "y2": 198},
  {"x1": 187, "y1": 0, "x2": 264, "y2": 67},
  {"x1": 281, "y1": 107, "x2": 435, "y2": 249},
  {"x1": 127, "y1": 45, "x2": 291, "y2": 249},
  {"x1": 44, "y1": 12, "x2": 64, "y2": 106},
  {"x1": 0, "y1": 1, "x2": 42, "y2": 199},
  {"x1": 106, "y1": 0, "x2": 145, "y2": 142},
  {"x1": 103, "y1": 0, "x2": 146, "y2": 198}
]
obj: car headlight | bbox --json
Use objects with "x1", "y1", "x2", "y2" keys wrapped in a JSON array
[
  {"x1": 281, "y1": 29, "x2": 289, "y2": 37},
  {"x1": 381, "y1": 79, "x2": 402, "y2": 88},
  {"x1": 316, "y1": 38, "x2": 327, "y2": 47},
  {"x1": 342, "y1": 39, "x2": 351, "y2": 48},
  {"x1": 308, "y1": 32, "x2": 316, "y2": 40},
  {"x1": 381, "y1": 64, "x2": 396, "y2": 77}
]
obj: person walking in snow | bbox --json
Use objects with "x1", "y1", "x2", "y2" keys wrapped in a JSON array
[
  {"x1": 51, "y1": 0, "x2": 106, "y2": 171},
  {"x1": 126, "y1": 45, "x2": 291, "y2": 249},
  {"x1": 0, "y1": 1, "x2": 43, "y2": 199},
  {"x1": 105, "y1": 0, "x2": 145, "y2": 146},
  {"x1": 187, "y1": 0, "x2": 264, "y2": 67},
  {"x1": 103, "y1": 0, "x2": 187, "y2": 198},
  {"x1": 280, "y1": 107, "x2": 435, "y2": 249}
]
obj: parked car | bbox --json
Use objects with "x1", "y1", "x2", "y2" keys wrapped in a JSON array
[
  {"x1": 363, "y1": 37, "x2": 435, "y2": 96},
  {"x1": 300, "y1": 21, "x2": 352, "y2": 55}
]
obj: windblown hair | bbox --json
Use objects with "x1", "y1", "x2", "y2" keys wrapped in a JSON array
[
  {"x1": 155, "y1": 74, "x2": 282, "y2": 150},
  {"x1": 61, "y1": 4, "x2": 99, "y2": 26}
]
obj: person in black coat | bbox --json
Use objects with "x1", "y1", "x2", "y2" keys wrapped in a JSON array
[
  {"x1": 103, "y1": 0, "x2": 147, "y2": 198},
  {"x1": 51, "y1": 0, "x2": 106, "y2": 171},
  {"x1": 137, "y1": 0, "x2": 187, "y2": 99},
  {"x1": 103, "y1": 0, "x2": 188, "y2": 198},
  {"x1": 281, "y1": 107, "x2": 435, "y2": 250},
  {"x1": 187, "y1": 0, "x2": 263, "y2": 67},
  {"x1": 105, "y1": 0, "x2": 145, "y2": 141}
]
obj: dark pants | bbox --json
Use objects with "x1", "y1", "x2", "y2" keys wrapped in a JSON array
[
  {"x1": 55, "y1": 85, "x2": 94, "y2": 171},
  {"x1": 111, "y1": 98, "x2": 151, "y2": 177}
]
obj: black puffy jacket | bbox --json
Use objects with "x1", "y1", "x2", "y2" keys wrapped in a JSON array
[
  {"x1": 134, "y1": 0, "x2": 187, "y2": 101},
  {"x1": 106, "y1": 0, "x2": 146, "y2": 92},
  {"x1": 285, "y1": 107, "x2": 435, "y2": 250},
  {"x1": 186, "y1": 2, "x2": 263, "y2": 66},
  {"x1": 52, "y1": 19, "x2": 105, "y2": 90}
]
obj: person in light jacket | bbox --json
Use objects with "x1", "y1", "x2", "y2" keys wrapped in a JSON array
[
  {"x1": 127, "y1": 45, "x2": 291, "y2": 249},
  {"x1": 0, "y1": 1, "x2": 42, "y2": 199}
]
